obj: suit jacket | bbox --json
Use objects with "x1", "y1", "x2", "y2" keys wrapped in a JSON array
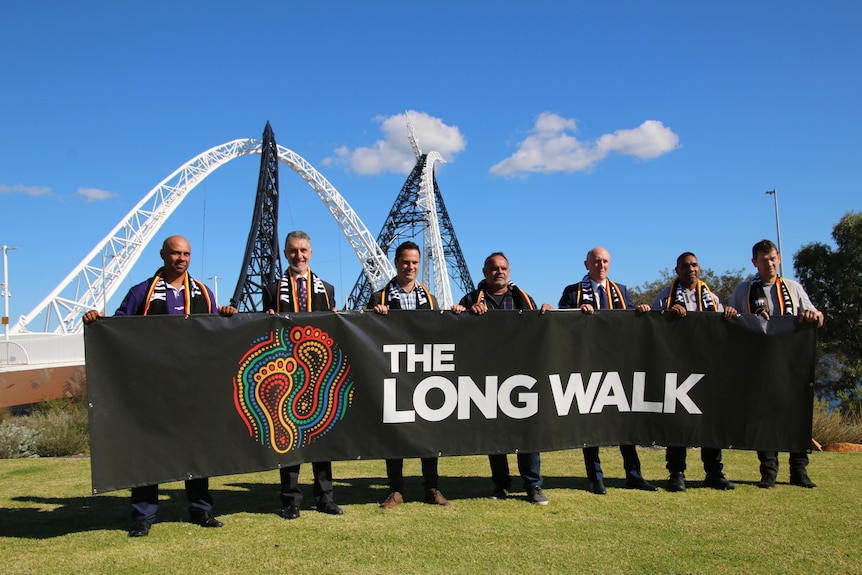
[
  {"x1": 557, "y1": 280, "x2": 634, "y2": 310},
  {"x1": 262, "y1": 276, "x2": 335, "y2": 313}
]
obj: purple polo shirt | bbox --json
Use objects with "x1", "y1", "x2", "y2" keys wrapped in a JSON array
[{"x1": 114, "y1": 278, "x2": 217, "y2": 316}]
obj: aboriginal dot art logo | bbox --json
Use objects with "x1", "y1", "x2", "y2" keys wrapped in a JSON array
[{"x1": 233, "y1": 325, "x2": 354, "y2": 453}]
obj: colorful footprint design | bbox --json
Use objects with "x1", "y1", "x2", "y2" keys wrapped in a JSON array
[{"x1": 233, "y1": 325, "x2": 354, "y2": 453}]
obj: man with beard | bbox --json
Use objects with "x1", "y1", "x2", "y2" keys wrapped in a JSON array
[{"x1": 452, "y1": 252, "x2": 551, "y2": 505}]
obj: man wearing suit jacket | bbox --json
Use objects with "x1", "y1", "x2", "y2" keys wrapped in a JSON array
[
  {"x1": 262, "y1": 230, "x2": 343, "y2": 519},
  {"x1": 368, "y1": 240, "x2": 450, "y2": 509},
  {"x1": 558, "y1": 246, "x2": 658, "y2": 495}
]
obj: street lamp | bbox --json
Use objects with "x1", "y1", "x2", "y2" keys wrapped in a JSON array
[
  {"x1": 765, "y1": 189, "x2": 785, "y2": 277},
  {"x1": 208, "y1": 275, "x2": 222, "y2": 303},
  {"x1": 2, "y1": 245, "x2": 18, "y2": 342}
]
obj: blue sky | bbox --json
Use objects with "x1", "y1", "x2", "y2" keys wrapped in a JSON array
[{"x1": 2, "y1": 1, "x2": 860, "y2": 327}]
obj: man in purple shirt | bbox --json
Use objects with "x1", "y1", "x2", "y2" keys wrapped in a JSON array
[{"x1": 83, "y1": 235, "x2": 236, "y2": 537}]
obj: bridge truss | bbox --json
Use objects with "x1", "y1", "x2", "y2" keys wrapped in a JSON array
[
  {"x1": 231, "y1": 122, "x2": 283, "y2": 311},
  {"x1": 12, "y1": 138, "x2": 395, "y2": 335},
  {"x1": 346, "y1": 116, "x2": 473, "y2": 309}
]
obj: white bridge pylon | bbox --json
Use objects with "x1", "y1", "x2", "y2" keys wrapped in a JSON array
[{"x1": 12, "y1": 139, "x2": 396, "y2": 335}]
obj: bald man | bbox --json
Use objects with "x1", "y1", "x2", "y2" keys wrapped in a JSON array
[
  {"x1": 558, "y1": 247, "x2": 658, "y2": 495},
  {"x1": 83, "y1": 235, "x2": 237, "y2": 536}
]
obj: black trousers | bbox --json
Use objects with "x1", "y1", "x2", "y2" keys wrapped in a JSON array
[
  {"x1": 386, "y1": 457, "x2": 438, "y2": 493},
  {"x1": 666, "y1": 446, "x2": 724, "y2": 476},
  {"x1": 280, "y1": 461, "x2": 334, "y2": 508},
  {"x1": 758, "y1": 450, "x2": 809, "y2": 479},
  {"x1": 131, "y1": 479, "x2": 213, "y2": 523}
]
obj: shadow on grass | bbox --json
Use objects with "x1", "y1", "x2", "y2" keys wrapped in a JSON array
[{"x1": 1, "y1": 472, "x2": 607, "y2": 538}]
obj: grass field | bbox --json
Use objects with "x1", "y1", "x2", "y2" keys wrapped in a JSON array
[{"x1": 2, "y1": 448, "x2": 860, "y2": 575}]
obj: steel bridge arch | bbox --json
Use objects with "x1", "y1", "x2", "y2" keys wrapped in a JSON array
[
  {"x1": 12, "y1": 139, "x2": 395, "y2": 335},
  {"x1": 418, "y1": 151, "x2": 452, "y2": 308}
]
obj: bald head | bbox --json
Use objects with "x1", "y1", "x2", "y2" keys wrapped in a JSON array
[
  {"x1": 584, "y1": 247, "x2": 611, "y2": 282},
  {"x1": 160, "y1": 235, "x2": 191, "y2": 281}
]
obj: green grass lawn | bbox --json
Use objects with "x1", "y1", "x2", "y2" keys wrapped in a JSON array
[{"x1": 2, "y1": 448, "x2": 860, "y2": 574}]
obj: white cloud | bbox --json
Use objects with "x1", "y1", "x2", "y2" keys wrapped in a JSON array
[
  {"x1": 326, "y1": 111, "x2": 467, "y2": 175},
  {"x1": 596, "y1": 120, "x2": 681, "y2": 159},
  {"x1": 0, "y1": 183, "x2": 52, "y2": 196},
  {"x1": 490, "y1": 113, "x2": 680, "y2": 177},
  {"x1": 76, "y1": 187, "x2": 118, "y2": 202}
]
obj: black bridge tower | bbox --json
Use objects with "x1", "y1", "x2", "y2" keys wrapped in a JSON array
[
  {"x1": 230, "y1": 122, "x2": 282, "y2": 311},
  {"x1": 346, "y1": 153, "x2": 474, "y2": 309}
]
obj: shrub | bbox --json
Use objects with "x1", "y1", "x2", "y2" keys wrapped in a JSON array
[
  {"x1": 25, "y1": 408, "x2": 90, "y2": 457},
  {"x1": 812, "y1": 398, "x2": 862, "y2": 445},
  {"x1": 0, "y1": 421, "x2": 40, "y2": 458}
]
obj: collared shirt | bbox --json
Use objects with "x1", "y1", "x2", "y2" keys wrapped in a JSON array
[
  {"x1": 114, "y1": 278, "x2": 217, "y2": 316},
  {"x1": 164, "y1": 284, "x2": 187, "y2": 315},
  {"x1": 591, "y1": 280, "x2": 607, "y2": 308},
  {"x1": 395, "y1": 284, "x2": 418, "y2": 310}
]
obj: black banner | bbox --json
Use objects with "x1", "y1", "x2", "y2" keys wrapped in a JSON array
[{"x1": 84, "y1": 310, "x2": 815, "y2": 493}]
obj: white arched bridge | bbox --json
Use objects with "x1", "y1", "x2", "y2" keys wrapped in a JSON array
[{"x1": 1, "y1": 135, "x2": 456, "y2": 406}]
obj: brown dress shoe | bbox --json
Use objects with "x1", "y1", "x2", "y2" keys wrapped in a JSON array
[
  {"x1": 425, "y1": 488, "x2": 450, "y2": 506},
  {"x1": 380, "y1": 491, "x2": 403, "y2": 509}
]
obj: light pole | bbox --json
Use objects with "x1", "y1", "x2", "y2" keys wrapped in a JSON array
[
  {"x1": 101, "y1": 251, "x2": 115, "y2": 315},
  {"x1": 765, "y1": 189, "x2": 785, "y2": 277},
  {"x1": 2, "y1": 245, "x2": 18, "y2": 342},
  {"x1": 209, "y1": 276, "x2": 221, "y2": 303}
]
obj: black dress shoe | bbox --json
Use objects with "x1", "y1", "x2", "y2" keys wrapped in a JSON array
[
  {"x1": 626, "y1": 478, "x2": 659, "y2": 492},
  {"x1": 667, "y1": 472, "x2": 687, "y2": 492},
  {"x1": 281, "y1": 505, "x2": 301, "y2": 520},
  {"x1": 128, "y1": 520, "x2": 151, "y2": 537},
  {"x1": 190, "y1": 511, "x2": 224, "y2": 528},
  {"x1": 756, "y1": 475, "x2": 776, "y2": 489},
  {"x1": 790, "y1": 473, "x2": 817, "y2": 488},
  {"x1": 318, "y1": 502, "x2": 344, "y2": 515},
  {"x1": 703, "y1": 474, "x2": 735, "y2": 490},
  {"x1": 590, "y1": 480, "x2": 607, "y2": 495}
]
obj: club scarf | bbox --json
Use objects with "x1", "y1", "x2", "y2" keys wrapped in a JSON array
[
  {"x1": 474, "y1": 281, "x2": 534, "y2": 310},
  {"x1": 747, "y1": 273, "x2": 794, "y2": 316},
  {"x1": 668, "y1": 279, "x2": 718, "y2": 311},
  {"x1": 276, "y1": 270, "x2": 331, "y2": 312},
  {"x1": 380, "y1": 279, "x2": 435, "y2": 309},
  {"x1": 577, "y1": 274, "x2": 626, "y2": 309},
  {"x1": 141, "y1": 268, "x2": 212, "y2": 316}
]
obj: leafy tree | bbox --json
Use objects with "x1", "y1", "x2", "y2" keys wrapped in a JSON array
[
  {"x1": 794, "y1": 211, "x2": 862, "y2": 409},
  {"x1": 630, "y1": 267, "x2": 747, "y2": 308}
]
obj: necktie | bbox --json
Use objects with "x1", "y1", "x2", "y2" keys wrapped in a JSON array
[
  {"x1": 296, "y1": 276, "x2": 308, "y2": 311},
  {"x1": 597, "y1": 284, "x2": 608, "y2": 310}
]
